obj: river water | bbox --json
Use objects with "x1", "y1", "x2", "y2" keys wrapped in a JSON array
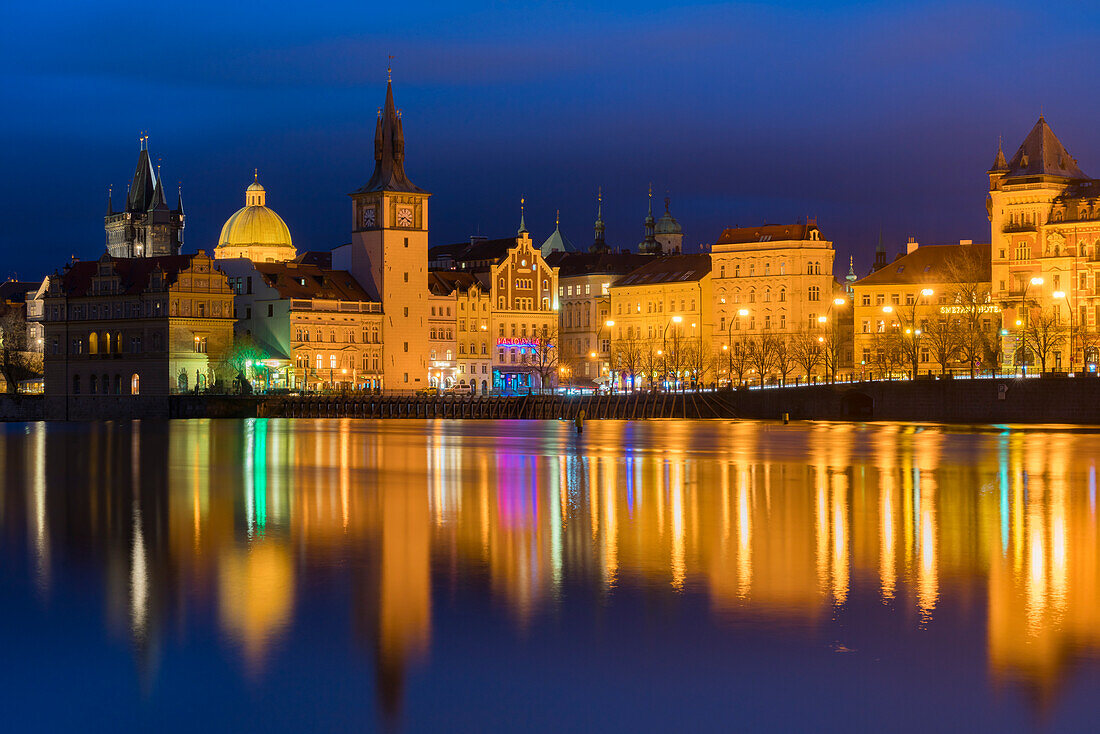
[{"x1": 1, "y1": 419, "x2": 1098, "y2": 732}]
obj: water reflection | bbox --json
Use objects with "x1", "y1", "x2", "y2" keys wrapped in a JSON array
[{"x1": 2, "y1": 419, "x2": 1100, "y2": 726}]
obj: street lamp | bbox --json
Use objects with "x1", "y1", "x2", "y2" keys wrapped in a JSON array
[
  {"x1": 1053, "y1": 290, "x2": 1074, "y2": 372},
  {"x1": 662, "y1": 315, "x2": 682, "y2": 391},
  {"x1": 1016, "y1": 276, "x2": 1044, "y2": 374}
]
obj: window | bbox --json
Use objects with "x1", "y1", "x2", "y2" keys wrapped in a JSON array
[
  {"x1": 193, "y1": 336, "x2": 208, "y2": 354},
  {"x1": 404, "y1": 272, "x2": 409, "y2": 283},
  {"x1": 72, "y1": 375, "x2": 80, "y2": 395},
  {"x1": 330, "y1": 354, "x2": 337, "y2": 369},
  {"x1": 130, "y1": 373, "x2": 140, "y2": 395},
  {"x1": 316, "y1": 354, "x2": 323, "y2": 369},
  {"x1": 268, "y1": 304, "x2": 273, "y2": 317},
  {"x1": 808, "y1": 286, "x2": 821, "y2": 301},
  {"x1": 861, "y1": 294, "x2": 871, "y2": 306},
  {"x1": 862, "y1": 320, "x2": 870, "y2": 333},
  {"x1": 403, "y1": 342, "x2": 409, "y2": 352}
]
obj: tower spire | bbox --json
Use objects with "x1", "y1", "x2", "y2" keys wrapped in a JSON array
[
  {"x1": 176, "y1": 182, "x2": 184, "y2": 214},
  {"x1": 354, "y1": 73, "x2": 424, "y2": 194},
  {"x1": 591, "y1": 186, "x2": 608, "y2": 254},
  {"x1": 106, "y1": 185, "x2": 113, "y2": 215},
  {"x1": 518, "y1": 197, "x2": 527, "y2": 235}
]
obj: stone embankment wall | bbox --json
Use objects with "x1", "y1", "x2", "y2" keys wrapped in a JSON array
[{"x1": 6, "y1": 377, "x2": 1100, "y2": 424}]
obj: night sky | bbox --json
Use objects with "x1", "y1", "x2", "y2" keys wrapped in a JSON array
[{"x1": 3, "y1": 0, "x2": 1099, "y2": 282}]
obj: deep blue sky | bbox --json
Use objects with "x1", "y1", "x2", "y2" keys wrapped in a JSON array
[{"x1": 3, "y1": 0, "x2": 1100, "y2": 281}]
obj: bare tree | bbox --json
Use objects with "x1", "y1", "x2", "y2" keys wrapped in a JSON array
[
  {"x1": 685, "y1": 338, "x2": 714, "y2": 389},
  {"x1": 870, "y1": 329, "x2": 905, "y2": 379},
  {"x1": 922, "y1": 318, "x2": 959, "y2": 376},
  {"x1": 0, "y1": 304, "x2": 39, "y2": 394},
  {"x1": 530, "y1": 324, "x2": 559, "y2": 393},
  {"x1": 746, "y1": 332, "x2": 777, "y2": 387},
  {"x1": 942, "y1": 247, "x2": 997, "y2": 377},
  {"x1": 791, "y1": 330, "x2": 824, "y2": 383},
  {"x1": 772, "y1": 334, "x2": 797, "y2": 386},
  {"x1": 1023, "y1": 307, "x2": 1067, "y2": 373},
  {"x1": 640, "y1": 345, "x2": 662, "y2": 392},
  {"x1": 611, "y1": 333, "x2": 643, "y2": 392}
]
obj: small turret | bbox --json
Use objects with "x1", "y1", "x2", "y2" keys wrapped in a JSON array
[{"x1": 591, "y1": 187, "x2": 609, "y2": 254}]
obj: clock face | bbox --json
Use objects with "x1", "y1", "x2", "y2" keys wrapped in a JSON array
[
  {"x1": 362, "y1": 206, "x2": 376, "y2": 228},
  {"x1": 397, "y1": 206, "x2": 413, "y2": 227}
]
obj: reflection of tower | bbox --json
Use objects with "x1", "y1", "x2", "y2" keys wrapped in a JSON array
[{"x1": 355, "y1": 467, "x2": 432, "y2": 724}]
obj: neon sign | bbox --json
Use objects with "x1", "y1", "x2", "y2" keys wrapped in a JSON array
[{"x1": 496, "y1": 337, "x2": 551, "y2": 348}]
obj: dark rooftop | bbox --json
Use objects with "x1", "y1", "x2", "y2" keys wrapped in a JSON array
[{"x1": 615, "y1": 253, "x2": 712, "y2": 286}]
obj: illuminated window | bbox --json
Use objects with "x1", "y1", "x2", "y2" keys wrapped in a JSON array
[{"x1": 130, "y1": 373, "x2": 140, "y2": 395}]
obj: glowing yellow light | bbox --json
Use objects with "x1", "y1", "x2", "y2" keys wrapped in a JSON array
[
  {"x1": 921, "y1": 288, "x2": 934, "y2": 297},
  {"x1": 1030, "y1": 277, "x2": 1044, "y2": 286},
  {"x1": 882, "y1": 305, "x2": 893, "y2": 313},
  {"x1": 605, "y1": 320, "x2": 614, "y2": 327},
  {"x1": 738, "y1": 309, "x2": 749, "y2": 317},
  {"x1": 1053, "y1": 290, "x2": 1066, "y2": 299},
  {"x1": 833, "y1": 298, "x2": 846, "y2": 306},
  {"x1": 671, "y1": 315, "x2": 682, "y2": 323}
]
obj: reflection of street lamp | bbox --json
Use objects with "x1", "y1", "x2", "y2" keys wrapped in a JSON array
[{"x1": 662, "y1": 315, "x2": 682, "y2": 391}]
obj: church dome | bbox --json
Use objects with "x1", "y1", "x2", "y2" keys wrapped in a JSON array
[
  {"x1": 216, "y1": 175, "x2": 295, "y2": 260},
  {"x1": 655, "y1": 197, "x2": 682, "y2": 235}
]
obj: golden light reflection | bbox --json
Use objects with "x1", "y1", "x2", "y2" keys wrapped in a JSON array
[{"x1": 7, "y1": 420, "x2": 1100, "y2": 713}]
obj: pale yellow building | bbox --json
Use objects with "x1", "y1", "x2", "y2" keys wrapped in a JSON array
[
  {"x1": 709, "y1": 223, "x2": 836, "y2": 340},
  {"x1": 609, "y1": 253, "x2": 713, "y2": 388},
  {"x1": 852, "y1": 241, "x2": 994, "y2": 378},
  {"x1": 214, "y1": 174, "x2": 296, "y2": 263}
]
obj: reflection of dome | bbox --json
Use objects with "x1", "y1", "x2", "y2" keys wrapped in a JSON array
[{"x1": 215, "y1": 175, "x2": 296, "y2": 262}]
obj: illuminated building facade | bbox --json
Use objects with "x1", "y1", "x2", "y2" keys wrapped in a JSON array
[
  {"x1": 608, "y1": 253, "x2": 713, "y2": 388},
  {"x1": 710, "y1": 223, "x2": 837, "y2": 338},
  {"x1": 104, "y1": 136, "x2": 184, "y2": 258},
  {"x1": 214, "y1": 174, "x2": 296, "y2": 263},
  {"x1": 428, "y1": 271, "x2": 491, "y2": 393},
  {"x1": 41, "y1": 252, "x2": 235, "y2": 417},
  {"x1": 549, "y1": 252, "x2": 649, "y2": 385},
  {"x1": 852, "y1": 241, "x2": 994, "y2": 377},
  {"x1": 989, "y1": 117, "x2": 1100, "y2": 371},
  {"x1": 219, "y1": 258, "x2": 383, "y2": 391}
]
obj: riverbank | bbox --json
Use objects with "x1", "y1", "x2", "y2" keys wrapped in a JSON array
[{"x1": 7, "y1": 376, "x2": 1100, "y2": 423}]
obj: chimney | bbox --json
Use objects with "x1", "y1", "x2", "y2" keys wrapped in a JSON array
[{"x1": 906, "y1": 236, "x2": 919, "y2": 254}]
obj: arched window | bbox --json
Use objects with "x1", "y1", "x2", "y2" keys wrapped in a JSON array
[
  {"x1": 101, "y1": 374, "x2": 109, "y2": 395},
  {"x1": 749, "y1": 289, "x2": 756, "y2": 304},
  {"x1": 88, "y1": 332, "x2": 98, "y2": 355},
  {"x1": 113, "y1": 375, "x2": 122, "y2": 395},
  {"x1": 178, "y1": 372, "x2": 188, "y2": 392},
  {"x1": 130, "y1": 373, "x2": 140, "y2": 395},
  {"x1": 72, "y1": 375, "x2": 80, "y2": 395},
  {"x1": 763, "y1": 289, "x2": 771, "y2": 303},
  {"x1": 779, "y1": 289, "x2": 786, "y2": 302},
  {"x1": 104, "y1": 333, "x2": 111, "y2": 354},
  {"x1": 115, "y1": 333, "x2": 122, "y2": 353},
  {"x1": 89, "y1": 375, "x2": 97, "y2": 393}
]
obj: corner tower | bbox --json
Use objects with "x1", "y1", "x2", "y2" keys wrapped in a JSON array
[
  {"x1": 104, "y1": 135, "x2": 184, "y2": 257},
  {"x1": 350, "y1": 78, "x2": 431, "y2": 391}
]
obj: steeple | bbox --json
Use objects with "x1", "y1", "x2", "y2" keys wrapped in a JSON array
[
  {"x1": 846, "y1": 255, "x2": 856, "y2": 283},
  {"x1": 355, "y1": 75, "x2": 425, "y2": 194},
  {"x1": 990, "y1": 135, "x2": 1008, "y2": 172},
  {"x1": 126, "y1": 134, "x2": 157, "y2": 212},
  {"x1": 638, "y1": 184, "x2": 661, "y2": 254},
  {"x1": 149, "y1": 165, "x2": 168, "y2": 211},
  {"x1": 591, "y1": 186, "x2": 609, "y2": 254},
  {"x1": 175, "y1": 183, "x2": 184, "y2": 214},
  {"x1": 872, "y1": 230, "x2": 887, "y2": 271},
  {"x1": 518, "y1": 197, "x2": 527, "y2": 235},
  {"x1": 106, "y1": 185, "x2": 113, "y2": 216}
]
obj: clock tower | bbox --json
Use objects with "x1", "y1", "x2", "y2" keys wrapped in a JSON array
[{"x1": 350, "y1": 79, "x2": 431, "y2": 391}]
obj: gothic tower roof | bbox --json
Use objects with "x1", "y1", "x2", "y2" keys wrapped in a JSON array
[
  {"x1": 540, "y1": 210, "x2": 577, "y2": 257},
  {"x1": 127, "y1": 136, "x2": 157, "y2": 212},
  {"x1": 354, "y1": 80, "x2": 426, "y2": 195},
  {"x1": 591, "y1": 187, "x2": 609, "y2": 254},
  {"x1": 989, "y1": 137, "x2": 1008, "y2": 172},
  {"x1": 1004, "y1": 116, "x2": 1087, "y2": 179}
]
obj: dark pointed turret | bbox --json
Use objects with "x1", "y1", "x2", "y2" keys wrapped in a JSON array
[
  {"x1": 127, "y1": 134, "x2": 157, "y2": 212},
  {"x1": 518, "y1": 197, "x2": 528, "y2": 235},
  {"x1": 175, "y1": 184, "x2": 184, "y2": 215},
  {"x1": 872, "y1": 230, "x2": 887, "y2": 271},
  {"x1": 638, "y1": 184, "x2": 661, "y2": 254},
  {"x1": 355, "y1": 79, "x2": 425, "y2": 194},
  {"x1": 590, "y1": 187, "x2": 609, "y2": 254},
  {"x1": 990, "y1": 136, "x2": 1008, "y2": 172},
  {"x1": 148, "y1": 167, "x2": 168, "y2": 211},
  {"x1": 106, "y1": 185, "x2": 114, "y2": 216}
]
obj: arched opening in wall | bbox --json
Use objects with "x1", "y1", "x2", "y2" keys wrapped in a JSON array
[
  {"x1": 90, "y1": 375, "x2": 98, "y2": 394},
  {"x1": 178, "y1": 372, "x2": 188, "y2": 392},
  {"x1": 841, "y1": 391, "x2": 873, "y2": 419},
  {"x1": 72, "y1": 375, "x2": 80, "y2": 395},
  {"x1": 115, "y1": 333, "x2": 122, "y2": 353},
  {"x1": 131, "y1": 373, "x2": 140, "y2": 395},
  {"x1": 88, "y1": 332, "x2": 98, "y2": 355},
  {"x1": 114, "y1": 375, "x2": 121, "y2": 395},
  {"x1": 481, "y1": 380, "x2": 488, "y2": 395},
  {"x1": 104, "y1": 333, "x2": 111, "y2": 354},
  {"x1": 101, "y1": 374, "x2": 109, "y2": 395}
]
